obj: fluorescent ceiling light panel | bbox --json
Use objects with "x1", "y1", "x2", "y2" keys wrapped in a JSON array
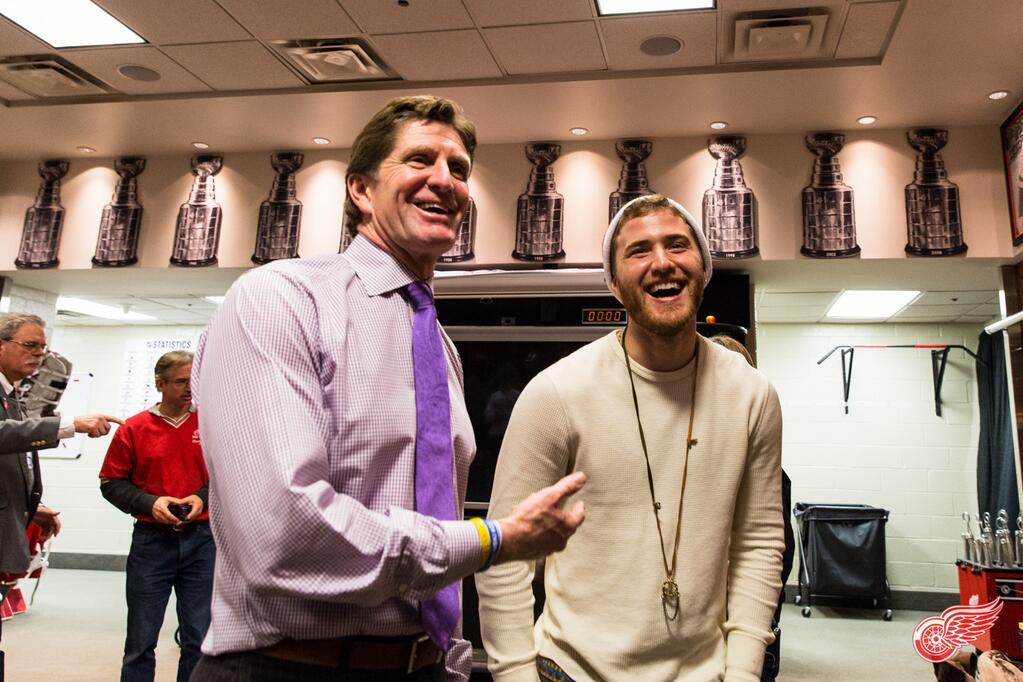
[
  {"x1": 204, "y1": 296, "x2": 225, "y2": 305},
  {"x1": 57, "y1": 296, "x2": 155, "y2": 321},
  {"x1": 0, "y1": 0, "x2": 144, "y2": 48},
  {"x1": 596, "y1": 0, "x2": 714, "y2": 15},
  {"x1": 825, "y1": 290, "x2": 920, "y2": 320}
]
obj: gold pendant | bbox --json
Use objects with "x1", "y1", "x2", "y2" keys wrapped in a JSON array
[{"x1": 662, "y1": 579, "x2": 679, "y2": 602}]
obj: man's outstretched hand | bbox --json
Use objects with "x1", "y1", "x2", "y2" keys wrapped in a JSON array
[{"x1": 495, "y1": 472, "x2": 587, "y2": 564}]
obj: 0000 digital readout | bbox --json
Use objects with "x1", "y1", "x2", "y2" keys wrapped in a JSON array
[{"x1": 581, "y1": 308, "x2": 627, "y2": 325}]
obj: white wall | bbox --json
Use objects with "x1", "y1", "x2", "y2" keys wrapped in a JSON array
[
  {"x1": 758, "y1": 322, "x2": 984, "y2": 593},
  {"x1": 41, "y1": 324, "x2": 204, "y2": 556}
]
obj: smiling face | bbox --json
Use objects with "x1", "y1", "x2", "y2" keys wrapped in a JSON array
[
  {"x1": 0, "y1": 322, "x2": 47, "y2": 383},
  {"x1": 347, "y1": 119, "x2": 471, "y2": 279},
  {"x1": 609, "y1": 210, "x2": 705, "y2": 339}
]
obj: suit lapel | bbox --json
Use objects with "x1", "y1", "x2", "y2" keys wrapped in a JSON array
[{"x1": 4, "y1": 387, "x2": 37, "y2": 518}]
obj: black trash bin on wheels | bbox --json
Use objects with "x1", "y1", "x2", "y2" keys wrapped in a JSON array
[{"x1": 793, "y1": 503, "x2": 892, "y2": 621}]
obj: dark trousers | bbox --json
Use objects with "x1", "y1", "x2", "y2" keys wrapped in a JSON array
[
  {"x1": 123, "y1": 521, "x2": 215, "y2": 682},
  {"x1": 190, "y1": 651, "x2": 445, "y2": 682}
]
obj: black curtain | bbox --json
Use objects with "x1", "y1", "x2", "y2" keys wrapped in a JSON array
[{"x1": 976, "y1": 332, "x2": 1020, "y2": 522}]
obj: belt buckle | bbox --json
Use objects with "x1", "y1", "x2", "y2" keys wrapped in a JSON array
[{"x1": 407, "y1": 633, "x2": 433, "y2": 674}]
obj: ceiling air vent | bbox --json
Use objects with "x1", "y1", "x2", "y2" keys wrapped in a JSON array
[
  {"x1": 0, "y1": 55, "x2": 111, "y2": 97},
  {"x1": 272, "y1": 39, "x2": 397, "y2": 83},
  {"x1": 731, "y1": 8, "x2": 829, "y2": 62}
]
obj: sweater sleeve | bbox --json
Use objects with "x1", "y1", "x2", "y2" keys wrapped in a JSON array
[
  {"x1": 475, "y1": 372, "x2": 574, "y2": 682},
  {"x1": 723, "y1": 382, "x2": 785, "y2": 681}
]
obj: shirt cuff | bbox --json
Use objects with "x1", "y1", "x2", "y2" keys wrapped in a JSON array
[
  {"x1": 724, "y1": 630, "x2": 770, "y2": 681},
  {"x1": 441, "y1": 519, "x2": 485, "y2": 579},
  {"x1": 58, "y1": 413, "x2": 74, "y2": 439}
]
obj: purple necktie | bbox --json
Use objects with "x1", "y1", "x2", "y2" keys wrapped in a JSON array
[{"x1": 404, "y1": 281, "x2": 459, "y2": 650}]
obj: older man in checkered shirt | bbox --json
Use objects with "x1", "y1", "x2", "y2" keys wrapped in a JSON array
[{"x1": 190, "y1": 96, "x2": 586, "y2": 682}]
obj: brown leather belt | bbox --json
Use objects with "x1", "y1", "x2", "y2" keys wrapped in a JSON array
[{"x1": 261, "y1": 634, "x2": 444, "y2": 673}]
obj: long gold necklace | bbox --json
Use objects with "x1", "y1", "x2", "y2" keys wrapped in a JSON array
[{"x1": 620, "y1": 326, "x2": 699, "y2": 607}]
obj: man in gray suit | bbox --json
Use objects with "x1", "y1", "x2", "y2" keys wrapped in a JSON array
[{"x1": 0, "y1": 312, "x2": 122, "y2": 574}]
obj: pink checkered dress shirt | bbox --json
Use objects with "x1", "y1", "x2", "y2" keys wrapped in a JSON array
[{"x1": 192, "y1": 235, "x2": 481, "y2": 680}]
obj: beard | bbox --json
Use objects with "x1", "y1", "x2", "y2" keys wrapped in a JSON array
[{"x1": 618, "y1": 276, "x2": 705, "y2": 338}]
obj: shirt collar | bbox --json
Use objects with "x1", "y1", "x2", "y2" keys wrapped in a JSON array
[
  {"x1": 344, "y1": 233, "x2": 431, "y2": 297},
  {"x1": 0, "y1": 372, "x2": 13, "y2": 398}
]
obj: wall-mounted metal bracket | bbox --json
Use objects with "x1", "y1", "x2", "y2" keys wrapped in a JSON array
[{"x1": 817, "y1": 344, "x2": 981, "y2": 416}]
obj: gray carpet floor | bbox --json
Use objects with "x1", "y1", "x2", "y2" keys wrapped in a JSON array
[{"x1": 2, "y1": 569, "x2": 937, "y2": 681}]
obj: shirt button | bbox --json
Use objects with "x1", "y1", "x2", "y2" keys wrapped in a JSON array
[{"x1": 398, "y1": 583, "x2": 409, "y2": 593}]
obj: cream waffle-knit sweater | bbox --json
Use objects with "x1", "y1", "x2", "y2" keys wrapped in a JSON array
[{"x1": 476, "y1": 332, "x2": 784, "y2": 682}]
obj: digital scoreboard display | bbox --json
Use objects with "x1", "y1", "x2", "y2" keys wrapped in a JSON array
[{"x1": 581, "y1": 308, "x2": 627, "y2": 325}]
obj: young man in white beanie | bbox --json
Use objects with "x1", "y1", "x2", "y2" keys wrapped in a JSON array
[{"x1": 476, "y1": 194, "x2": 784, "y2": 681}]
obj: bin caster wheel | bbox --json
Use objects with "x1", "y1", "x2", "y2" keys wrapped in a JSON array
[
  {"x1": 801, "y1": 607, "x2": 811, "y2": 618},
  {"x1": 883, "y1": 610, "x2": 893, "y2": 621},
  {"x1": 794, "y1": 595, "x2": 802, "y2": 605}
]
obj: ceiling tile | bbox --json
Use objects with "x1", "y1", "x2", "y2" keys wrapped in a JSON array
[
  {"x1": 967, "y1": 302, "x2": 1000, "y2": 316},
  {"x1": 913, "y1": 290, "x2": 996, "y2": 305},
  {"x1": 338, "y1": 0, "x2": 472, "y2": 34},
  {"x1": 835, "y1": 0, "x2": 900, "y2": 60},
  {"x1": 214, "y1": 0, "x2": 360, "y2": 40},
  {"x1": 95, "y1": 0, "x2": 250, "y2": 45},
  {"x1": 161, "y1": 42, "x2": 304, "y2": 90},
  {"x1": 0, "y1": 17, "x2": 50, "y2": 56},
  {"x1": 600, "y1": 11, "x2": 716, "y2": 71},
  {"x1": 484, "y1": 22, "x2": 606, "y2": 75},
  {"x1": 759, "y1": 291, "x2": 839, "y2": 307},
  {"x1": 369, "y1": 30, "x2": 501, "y2": 81},
  {"x1": 0, "y1": 79, "x2": 32, "y2": 101},
  {"x1": 463, "y1": 0, "x2": 594, "y2": 27},
  {"x1": 60, "y1": 46, "x2": 212, "y2": 95},
  {"x1": 957, "y1": 315, "x2": 994, "y2": 323},
  {"x1": 894, "y1": 303, "x2": 980, "y2": 318},
  {"x1": 756, "y1": 306, "x2": 823, "y2": 322}
]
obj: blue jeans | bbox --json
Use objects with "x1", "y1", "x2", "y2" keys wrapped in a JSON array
[{"x1": 123, "y1": 521, "x2": 215, "y2": 682}]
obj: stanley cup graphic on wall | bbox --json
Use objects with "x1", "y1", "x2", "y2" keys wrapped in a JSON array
[
  {"x1": 703, "y1": 136, "x2": 758, "y2": 259},
  {"x1": 439, "y1": 197, "x2": 476, "y2": 262},
  {"x1": 170, "y1": 155, "x2": 223, "y2": 267},
  {"x1": 16, "y1": 159, "x2": 69, "y2": 269},
  {"x1": 801, "y1": 132, "x2": 860, "y2": 258},
  {"x1": 93, "y1": 157, "x2": 145, "y2": 267},
  {"x1": 609, "y1": 139, "x2": 654, "y2": 221},
  {"x1": 905, "y1": 128, "x2": 967, "y2": 256},
  {"x1": 513, "y1": 142, "x2": 565, "y2": 261},
  {"x1": 253, "y1": 152, "x2": 304, "y2": 264}
]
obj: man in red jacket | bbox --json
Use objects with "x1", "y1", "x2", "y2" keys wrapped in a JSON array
[{"x1": 99, "y1": 350, "x2": 213, "y2": 682}]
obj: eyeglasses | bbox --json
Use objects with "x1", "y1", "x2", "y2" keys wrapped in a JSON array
[{"x1": 3, "y1": 339, "x2": 47, "y2": 352}]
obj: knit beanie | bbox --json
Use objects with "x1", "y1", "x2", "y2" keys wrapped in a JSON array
[{"x1": 602, "y1": 195, "x2": 713, "y2": 299}]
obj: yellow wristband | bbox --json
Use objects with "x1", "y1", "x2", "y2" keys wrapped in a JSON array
[{"x1": 470, "y1": 517, "x2": 492, "y2": 569}]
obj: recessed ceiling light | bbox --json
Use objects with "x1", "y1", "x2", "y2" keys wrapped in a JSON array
[
  {"x1": 709, "y1": 121, "x2": 728, "y2": 130},
  {"x1": 0, "y1": 0, "x2": 145, "y2": 48},
  {"x1": 989, "y1": 90, "x2": 1010, "y2": 100},
  {"x1": 857, "y1": 115, "x2": 877, "y2": 125},
  {"x1": 596, "y1": 0, "x2": 714, "y2": 15},
  {"x1": 569, "y1": 127, "x2": 589, "y2": 136},
  {"x1": 192, "y1": 141, "x2": 209, "y2": 150},
  {"x1": 312, "y1": 137, "x2": 331, "y2": 145},
  {"x1": 76, "y1": 145, "x2": 96, "y2": 153},
  {"x1": 56, "y1": 296, "x2": 155, "y2": 321},
  {"x1": 825, "y1": 290, "x2": 920, "y2": 320},
  {"x1": 639, "y1": 35, "x2": 683, "y2": 56}
]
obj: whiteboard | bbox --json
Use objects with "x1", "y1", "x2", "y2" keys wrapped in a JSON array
[
  {"x1": 40, "y1": 372, "x2": 93, "y2": 460},
  {"x1": 117, "y1": 337, "x2": 199, "y2": 418}
]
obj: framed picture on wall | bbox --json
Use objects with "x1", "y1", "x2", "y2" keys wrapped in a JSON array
[{"x1": 1000, "y1": 99, "x2": 1023, "y2": 246}]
